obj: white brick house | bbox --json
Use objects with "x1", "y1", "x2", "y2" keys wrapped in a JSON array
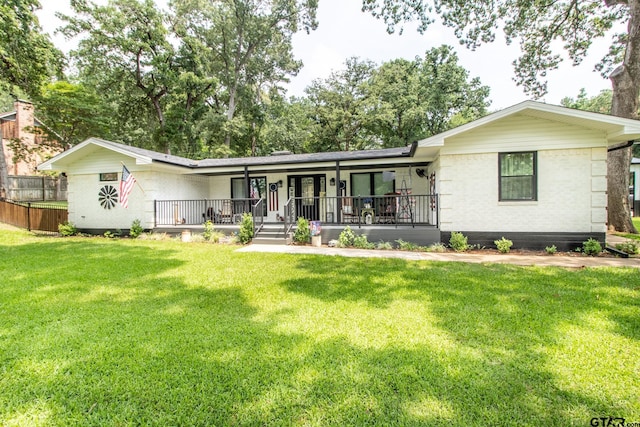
[{"x1": 38, "y1": 101, "x2": 640, "y2": 250}]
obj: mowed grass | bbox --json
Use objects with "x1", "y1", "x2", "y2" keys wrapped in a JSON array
[{"x1": 0, "y1": 227, "x2": 639, "y2": 426}]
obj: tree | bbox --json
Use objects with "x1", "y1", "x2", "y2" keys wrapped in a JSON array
[
  {"x1": 561, "y1": 88, "x2": 613, "y2": 115},
  {"x1": 259, "y1": 94, "x2": 316, "y2": 155},
  {"x1": 0, "y1": 0, "x2": 63, "y2": 199},
  {"x1": 361, "y1": 0, "x2": 639, "y2": 233},
  {"x1": 305, "y1": 57, "x2": 379, "y2": 152},
  {"x1": 172, "y1": 0, "x2": 318, "y2": 155},
  {"x1": 562, "y1": 88, "x2": 640, "y2": 157},
  {"x1": 0, "y1": 0, "x2": 63, "y2": 99},
  {"x1": 36, "y1": 81, "x2": 110, "y2": 148},
  {"x1": 60, "y1": 0, "x2": 179, "y2": 153},
  {"x1": 367, "y1": 46, "x2": 489, "y2": 147}
]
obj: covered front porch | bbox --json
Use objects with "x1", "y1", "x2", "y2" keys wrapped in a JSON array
[{"x1": 154, "y1": 194, "x2": 440, "y2": 245}]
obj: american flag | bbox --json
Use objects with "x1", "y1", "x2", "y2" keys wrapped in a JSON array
[{"x1": 120, "y1": 165, "x2": 136, "y2": 208}]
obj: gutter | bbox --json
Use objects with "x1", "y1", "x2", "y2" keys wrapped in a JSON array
[{"x1": 608, "y1": 140, "x2": 635, "y2": 152}]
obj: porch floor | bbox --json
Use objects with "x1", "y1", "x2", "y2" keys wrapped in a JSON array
[{"x1": 154, "y1": 222, "x2": 441, "y2": 246}]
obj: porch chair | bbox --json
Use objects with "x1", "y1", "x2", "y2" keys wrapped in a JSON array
[
  {"x1": 378, "y1": 192, "x2": 398, "y2": 224},
  {"x1": 218, "y1": 200, "x2": 233, "y2": 223},
  {"x1": 341, "y1": 197, "x2": 358, "y2": 223}
]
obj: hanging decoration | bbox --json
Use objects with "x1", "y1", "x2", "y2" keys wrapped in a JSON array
[
  {"x1": 429, "y1": 173, "x2": 436, "y2": 210},
  {"x1": 98, "y1": 185, "x2": 118, "y2": 210},
  {"x1": 269, "y1": 182, "x2": 278, "y2": 211}
]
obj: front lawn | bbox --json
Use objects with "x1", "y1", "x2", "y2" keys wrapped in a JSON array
[{"x1": 1, "y1": 228, "x2": 639, "y2": 426}]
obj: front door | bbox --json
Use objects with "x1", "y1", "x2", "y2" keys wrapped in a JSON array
[{"x1": 289, "y1": 175, "x2": 325, "y2": 221}]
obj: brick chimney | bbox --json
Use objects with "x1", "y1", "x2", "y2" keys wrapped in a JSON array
[{"x1": 14, "y1": 100, "x2": 35, "y2": 147}]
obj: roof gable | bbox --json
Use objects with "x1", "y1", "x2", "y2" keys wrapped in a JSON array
[{"x1": 418, "y1": 101, "x2": 640, "y2": 148}]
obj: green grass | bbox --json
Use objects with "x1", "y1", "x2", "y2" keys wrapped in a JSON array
[
  {"x1": 1, "y1": 227, "x2": 639, "y2": 426},
  {"x1": 614, "y1": 217, "x2": 640, "y2": 240}
]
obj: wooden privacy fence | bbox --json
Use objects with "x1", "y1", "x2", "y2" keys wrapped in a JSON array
[
  {"x1": 7, "y1": 175, "x2": 67, "y2": 201},
  {"x1": 0, "y1": 200, "x2": 68, "y2": 233}
]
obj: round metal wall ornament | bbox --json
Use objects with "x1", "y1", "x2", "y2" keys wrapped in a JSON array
[{"x1": 98, "y1": 185, "x2": 118, "y2": 210}]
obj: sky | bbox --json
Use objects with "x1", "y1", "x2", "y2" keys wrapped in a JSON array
[{"x1": 38, "y1": 0, "x2": 615, "y2": 110}]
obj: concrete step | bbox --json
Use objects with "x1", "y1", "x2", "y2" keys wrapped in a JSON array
[
  {"x1": 253, "y1": 225, "x2": 290, "y2": 245},
  {"x1": 252, "y1": 236, "x2": 290, "y2": 245}
]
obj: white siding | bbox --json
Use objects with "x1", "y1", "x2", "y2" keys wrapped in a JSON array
[
  {"x1": 441, "y1": 114, "x2": 606, "y2": 156},
  {"x1": 66, "y1": 147, "x2": 207, "y2": 230}
]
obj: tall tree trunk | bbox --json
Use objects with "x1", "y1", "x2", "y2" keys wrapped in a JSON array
[
  {"x1": 223, "y1": 86, "x2": 237, "y2": 156},
  {"x1": 607, "y1": 0, "x2": 640, "y2": 233}
]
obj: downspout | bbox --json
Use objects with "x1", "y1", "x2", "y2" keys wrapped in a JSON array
[
  {"x1": 408, "y1": 140, "x2": 418, "y2": 157},
  {"x1": 335, "y1": 161, "x2": 341, "y2": 223},
  {"x1": 244, "y1": 165, "x2": 249, "y2": 199}
]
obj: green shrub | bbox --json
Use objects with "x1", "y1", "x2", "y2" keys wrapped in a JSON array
[
  {"x1": 58, "y1": 221, "x2": 77, "y2": 237},
  {"x1": 293, "y1": 217, "x2": 311, "y2": 244},
  {"x1": 582, "y1": 238, "x2": 602, "y2": 256},
  {"x1": 494, "y1": 237, "x2": 513, "y2": 254},
  {"x1": 427, "y1": 242, "x2": 447, "y2": 253},
  {"x1": 449, "y1": 232, "x2": 470, "y2": 252},
  {"x1": 203, "y1": 220, "x2": 215, "y2": 241},
  {"x1": 104, "y1": 229, "x2": 121, "y2": 239},
  {"x1": 396, "y1": 238, "x2": 419, "y2": 251},
  {"x1": 376, "y1": 241, "x2": 393, "y2": 250},
  {"x1": 545, "y1": 245, "x2": 557, "y2": 255},
  {"x1": 129, "y1": 219, "x2": 144, "y2": 238},
  {"x1": 238, "y1": 213, "x2": 254, "y2": 244},
  {"x1": 615, "y1": 241, "x2": 639, "y2": 255},
  {"x1": 353, "y1": 234, "x2": 375, "y2": 249},
  {"x1": 338, "y1": 226, "x2": 356, "y2": 247}
]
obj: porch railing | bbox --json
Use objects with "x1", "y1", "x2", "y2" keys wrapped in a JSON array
[
  {"x1": 289, "y1": 194, "x2": 438, "y2": 228},
  {"x1": 284, "y1": 197, "x2": 296, "y2": 236},
  {"x1": 155, "y1": 198, "x2": 262, "y2": 226},
  {"x1": 252, "y1": 198, "x2": 264, "y2": 234}
]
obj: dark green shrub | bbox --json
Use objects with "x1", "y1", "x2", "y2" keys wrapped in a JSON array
[
  {"x1": 376, "y1": 241, "x2": 393, "y2": 250},
  {"x1": 203, "y1": 220, "x2": 215, "y2": 241},
  {"x1": 494, "y1": 237, "x2": 513, "y2": 254},
  {"x1": 396, "y1": 239, "x2": 419, "y2": 251},
  {"x1": 615, "y1": 241, "x2": 639, "y2": 255},
  {"x1": 293, "y1": 217, "x2": 311, "y2": 244},
  {"x1": 449, "y1": 232, "x2": 470, "y2": 252},
  {"x1": 427, "y1": 243, "x2": 447, "y2": 252},
  {"x1": 338, "y1": 226, "x2": 355, "y2": 247},
  {"x1": 129, "y1": 219, "x2": 144, "y2": 238},
  {"x1": 582, "y1": 238, "x2": 602, "y2": 256},
  {"x1": 58, "y1": 221, "x2": 77, "y2": 237},
  {"x1": 238, "y1": 213, "x2": 254, "y2": 244},
  {"x1": 353, "y1": 234, "x2": 375, "y2": 249}
]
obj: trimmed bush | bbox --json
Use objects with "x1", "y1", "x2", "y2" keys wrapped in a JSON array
[
  {"x1": 129, "y1": 219, "x2": 144, "y2": 238},
  {"x1": 396, "y1": 239, "x2": 419, "y2": 251},
  {"x1": 353, "y1": 234, "x2": 375, "y2": 249},
  {"x1": 494, "y1": 237, "x2": 513, "y2": 254},
  {"x1": 238, "y1": 213, "x2": 254, "y2": 244},
  {"x1": 582, "y1": 238, "x2": 602, "y2": 256},
  {"x1": 338, "y1": 226, "x2": 355, "y2": 247},
  {"x1": 293, "y1": 217, "x2": 311, "y2": 244},
  {"x1": 58, "y1": 222, "x2": 77, "y2": 237},
  {"x1": 615, "y1": 241, "x2": 639, "y2": 255},
  {"x1": 449, "y1": 232, "x2": 470, "y2": 252}
]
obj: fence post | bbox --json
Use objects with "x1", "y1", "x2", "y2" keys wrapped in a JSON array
[{"x1": 27, "y1": 202, "x2": 31, "y2": 231}]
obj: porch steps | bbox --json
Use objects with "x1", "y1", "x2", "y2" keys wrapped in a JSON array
[{"x1": 252, "y1": 223, "x2": 290, "y2": 245}]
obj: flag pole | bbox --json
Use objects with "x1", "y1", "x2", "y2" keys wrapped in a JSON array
[{"x1": 121, "y1": 161, "x2": 145, "y2": 194}]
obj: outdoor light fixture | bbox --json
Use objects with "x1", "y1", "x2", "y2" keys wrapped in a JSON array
[
  {"x1": 330, "y1": 178, "x2": 336, "y2": 186},
  {"x1": 277, "y1": 180, "x2": 283, "y2": 188}
]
